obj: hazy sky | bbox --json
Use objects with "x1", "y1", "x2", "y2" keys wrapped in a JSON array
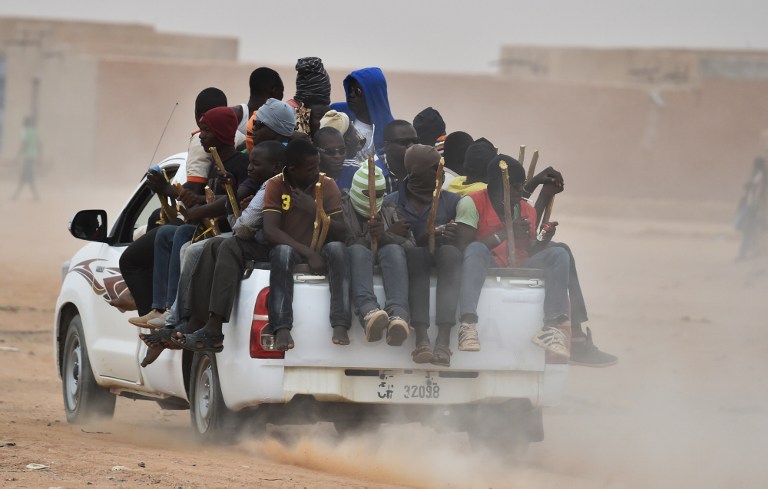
[{"x1": 2, "y1": 0, "x2": 767, "y2": 73}]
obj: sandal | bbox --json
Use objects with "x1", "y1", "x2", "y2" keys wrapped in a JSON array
[
  {"x1": 169, "y1": 329, "x2": 224, "y2": 353},
  {"x1": 332, "y1": 326, "x2": 350, "y2": 345},
  {"x1": 411, "y1": 342, "x2": 433, "y2": 364},
  {"x1": 140, "y1": 346, "x2": 164, "y2": 368},
  {"x1": 430, "y1": 344, "x2": 452, "y2": 367},
  {"x1": 274, "y1": 329, "x2": 295, "y2": 351}
]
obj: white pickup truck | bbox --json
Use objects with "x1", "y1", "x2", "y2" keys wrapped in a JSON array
[{"x1": 54, "y1": 154, "x2": 568, "y2": 451}]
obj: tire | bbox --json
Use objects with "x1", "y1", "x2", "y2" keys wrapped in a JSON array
[
  {"x1": 188, "y1": 351, "x2": 242, "y2": 443},
  {"x1": 333, "y1": 416, "x2": 378, "y2": 438},
  {"x1": 61, "y1": 314, "x2": 116, "y2": 423},
  {"x1": 465, "y1": 404, "x2": 535, "y2": 461}
]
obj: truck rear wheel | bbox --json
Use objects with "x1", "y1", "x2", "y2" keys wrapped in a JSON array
[
  {"x1": 466, "y1": 403, "x2": 540, "y2": 461},
  {"x1": 189, "y1": 351, "x2": 242, "y2": 443},
  {"x1": 61, "y1": 313, "x2": 116, "y2": 423}
]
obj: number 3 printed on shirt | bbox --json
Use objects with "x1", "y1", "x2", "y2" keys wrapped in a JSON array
[{"x1": 281, "y1": 194, "x2": 290, "y2": 210}]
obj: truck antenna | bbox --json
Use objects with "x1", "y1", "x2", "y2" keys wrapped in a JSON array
[{"x1": 149, "y1": 102, "x2": 179, "y2": 165}]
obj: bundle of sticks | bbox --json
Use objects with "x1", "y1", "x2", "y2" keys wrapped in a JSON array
[
  {"x1": 155, "y1": 168, "x2": 179, "y2": 225},
  {"x1": 520, "y1": 144, "x2": 556, "y2": 240},
  {"x1": 310, "y1": 173, "x2": 331, "y2": 252}
]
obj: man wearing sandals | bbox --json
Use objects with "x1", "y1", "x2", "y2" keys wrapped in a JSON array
[
  {"x1": 385, "y1": 144, "x2": 462, "y2": 367},
  {"x1": 262, "y1": 139, "x2": 350, "y2": 351},
  {"x1": 343, "y1": 164, "x2": 413, "y2": 347}
]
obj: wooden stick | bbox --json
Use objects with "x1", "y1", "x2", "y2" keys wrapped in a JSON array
[
  {"x1": 518, "y1": 145, "x2": 526, "y2": 167},
  {"x1": 310, "y1": 180, "x2": 323, "y2": 251},
  {"x1": 525, "y1": 150, "x2": 539, "y2": 183},
  {"x1": 499, "y1": 160, "x2": 517, "y2": 267},
  {"x1": 368, "y1": 156, "x2": 378, "y2": 256},
  {"x1": 156, "y1": 168, "x2": 178, "y2": 224},
  {"x1": 538, "y1": 195, "x2": 555, "y2": 233},
  {"x1": 427, "y1": 157, "x2": 445, "y2": 255},
  {"x1": 209, "y1": 147, "x2": 240, "y2": 219}
]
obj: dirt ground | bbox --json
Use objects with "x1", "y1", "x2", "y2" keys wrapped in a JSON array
[{"x1": 1, "y1": 177, "x2": 767, "y2": 489}]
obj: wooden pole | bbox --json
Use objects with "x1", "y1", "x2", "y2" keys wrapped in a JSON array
[
  {"x1": 427, "y1": 157, "x2": 445, "y2": 255},
  {"x1": 525, "y1": 150, "x2": 539, "y2": 183},
  {"x1": 368, "y1": 156, "x2": 378, "y2": 256},
  {"x1": 209, "y1": 147, "x2": 241, "y2": 219},
  {"x1": 499, "y1": 160, "x2": 517, "y2": 267}
]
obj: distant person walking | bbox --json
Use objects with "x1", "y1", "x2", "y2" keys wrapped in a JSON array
[
  {"x1": 736, "y1": 157, "x2": 768, "y2": 259},
  {"x1": 12, "y1": 117, "x2": 41, "y2": 201}
]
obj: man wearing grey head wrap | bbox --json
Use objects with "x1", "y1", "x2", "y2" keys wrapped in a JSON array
[
  {"x1": 383, "y1": 145, "x2": 463, "y2": 367},
  {"x1": 251, "y1": 98, "x2": 296, "y2": 147}
]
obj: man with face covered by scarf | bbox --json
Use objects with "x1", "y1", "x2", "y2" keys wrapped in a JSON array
[
  {"x1": 343, "y1": 165, "x2": 413, "y2": 346},
  {"x1": 384, "y1": 145, "x2": 462, "y2": 366}
]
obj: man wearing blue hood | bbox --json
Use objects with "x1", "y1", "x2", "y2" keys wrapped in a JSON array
[{"x1": 330, "y1": 67, "x2": 394, "y2": 160}]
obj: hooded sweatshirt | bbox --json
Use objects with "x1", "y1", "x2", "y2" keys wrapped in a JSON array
[{"x1": 330, "y1": 67, "x2": 394, "y2": 158}]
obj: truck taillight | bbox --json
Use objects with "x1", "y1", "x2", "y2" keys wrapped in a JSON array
[{"x1": 249, "y1": 287, "x2": 284, "y2": 359}]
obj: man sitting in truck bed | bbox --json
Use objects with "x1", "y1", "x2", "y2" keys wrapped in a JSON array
[
  {"x1": 455, "y1": 156, "x2": 617, "y2": 367},
  {"x1": 384, "y1": 144, "x2": 463, "y2": 366},
  {"x1": 262, "y1": 139, "x2": 351, "y2": 351}
]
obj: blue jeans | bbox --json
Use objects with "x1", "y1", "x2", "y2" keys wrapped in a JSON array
[
  {"x1": 151, "y1": 224, "x2": 195, "y2": 310},
  {"x1": 458, "y1": 241, "x2": 570, "y2": 323},
  {"x1": 166, "y1": 238, "x2": 210, "y2": 325},
  {"x1": 268, "y1": 242, "x2": 351, "y2": 330},
  {"x1": 405, "y1": 245, "x2": 462, "y2": 329},
  {"x1": 348, "y1": 243, "x2": 409, "y2": 323}
]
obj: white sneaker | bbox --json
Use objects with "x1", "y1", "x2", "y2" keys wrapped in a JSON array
[
  {"x1": 128, "y1": 309, "x2": 164, "y2": 329},
  {"x1": 532, "y1": 327, "x2": 570, "y2": 359},
  {"x1": 458, "y1": 322, "x2": 481, "y2": 351},
  {"x1": 146, "y1": 310, "x2": 171, "y2": 329},
  {"x1": 363, "y1": 309, "x2": 389, "y2": 342}
]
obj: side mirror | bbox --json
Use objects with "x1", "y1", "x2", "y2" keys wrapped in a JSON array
[{"x1": 69, "y1": 210, "x2": 108, "y2": 242}]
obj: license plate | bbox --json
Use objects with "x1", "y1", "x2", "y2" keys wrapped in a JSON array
[{"x1": 375, "y1": 370, "x2": 441, "y2": 402}]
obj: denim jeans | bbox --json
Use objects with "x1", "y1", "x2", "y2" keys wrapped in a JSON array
[
  {"x1": 166, "y1": 238, "x2": 211, "y2": 325},
  {"x1": 458, "y1": 242, "x2": 497, "y2": 323},
  {"x1": 542, "y1": 241, "x2": 587, "y2": 326},
  {"x1": 459, "y1": 241, "x2": 570, "y2": 323},
  {"x1": 151, "y1": 224, "x2": 195, "y2": 310},
  {"x1": 348, "y1": 243, "x2": 409, "y2": 323},
  {"x1": 268, "y1": 242, "x2": 351, "y2": 330},
  {"x1": 405, "y1": 245, "x2": 462, "y2": 329}
]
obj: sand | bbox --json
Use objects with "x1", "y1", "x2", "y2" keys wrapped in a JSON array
[{"x1": 1, "y1": 176, "x2": 766, "y2": 488}]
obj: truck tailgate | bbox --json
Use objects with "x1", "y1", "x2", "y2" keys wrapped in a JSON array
[{"x1": 284, "y1": 273, "x2": 546, "y2": 372}]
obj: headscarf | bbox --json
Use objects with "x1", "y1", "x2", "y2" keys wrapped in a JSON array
[
  {"x1": 413, "y1": 107, "x2": 446, "y2": 147},
  {"x1": 404, "y1": 144, "x2": 442, "y2": 203},
  {"x1": 199, "y1": 106, "x2": 238, "y2": 147},
  {"x1": 463, "y1": 137, "x2": 498, "y2": 178},
  {"x1": 349, "y1": 163, "x2": 386, "y2": 219},
  {"x1": 320, "y1": 110, "x2": 350, "y2": 135},
  {"x1": 294, "y1": 57, "x2": 331, "y2": 106},
  {"x1": 256, "y1": 98, "x2": 296, "y2": 137},
  {"x1": 443, "y1": 131, "x2": 474, "y2": 175}
]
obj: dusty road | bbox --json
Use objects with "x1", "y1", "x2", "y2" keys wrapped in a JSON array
[{"x1": 1, "y1": 179, "x2": 767, "y2": 488}]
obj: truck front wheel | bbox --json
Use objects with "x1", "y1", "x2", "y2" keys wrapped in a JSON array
[{"x1": 61, "y1": 313, "x2": 116, "y2": 423}]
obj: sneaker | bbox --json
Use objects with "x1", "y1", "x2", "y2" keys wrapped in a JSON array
[
  {"x1": 363, "y1": 309, "x2": 389, "y2": 342},
  {"x1": 128, "y1": 309, "x2": 165, "y2": 329},
  {"x1": 458, "y1": 322, "x2": 481, "y2": 351},
  {"x1": 532, "y1": 326, "x2": 570, "y2": 359},
  {"x1": 386, "y1": 317, "x2": 409, "y2": 346},
  {"x1": 569, "y1": 327, "x2": 618, "y2": 367},
  {"x1": 146, "y1": 310, "x2": 171, "y2": 329}
]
